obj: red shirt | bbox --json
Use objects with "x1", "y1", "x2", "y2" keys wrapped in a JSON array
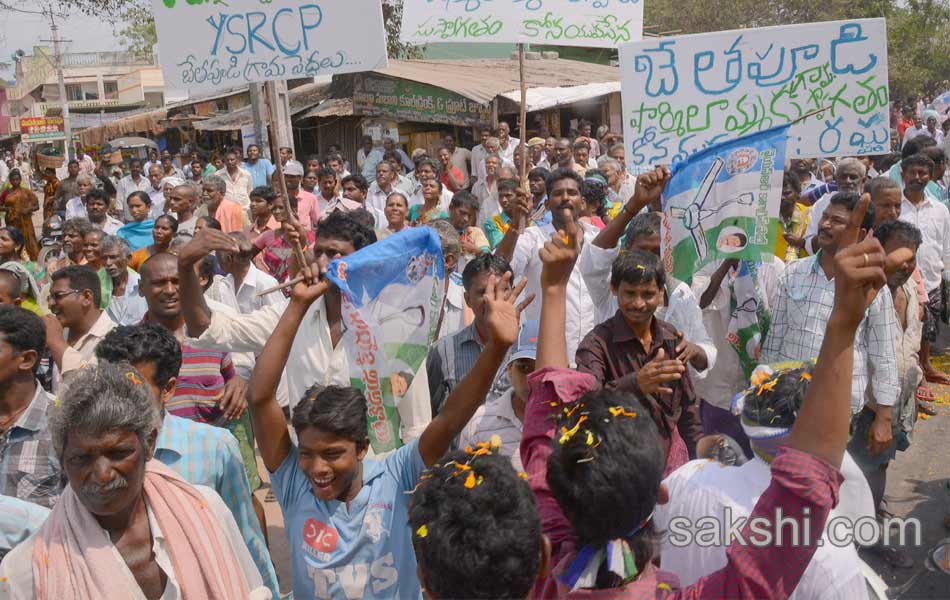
[
  {"x1": 521, "y1": 366, "x2": 843, "y2": 599},
  {"x1": 440, "y1": 165, "x2": 466, "y2": 193}
]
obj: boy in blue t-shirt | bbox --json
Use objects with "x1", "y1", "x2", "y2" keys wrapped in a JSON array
[{"x1": 247, "y1": 248, "x2": 532, "y2": 599}]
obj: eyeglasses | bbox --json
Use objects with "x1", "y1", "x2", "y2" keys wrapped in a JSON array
[{"x1": 49, "y1": 289, "x2": 81, "y2": 302}]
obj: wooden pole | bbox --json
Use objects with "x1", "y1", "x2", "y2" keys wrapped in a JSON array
[
  {"x1": 517, "y1": 43, "x2": 528, "y2": 234},
  {"x1": 263, "y1": 80, "x2": 314, "y2": 284}
]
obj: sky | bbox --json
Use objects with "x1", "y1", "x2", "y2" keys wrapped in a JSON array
[{"x1": 0, "y1": 2, "x2": 125, "y2": 81}]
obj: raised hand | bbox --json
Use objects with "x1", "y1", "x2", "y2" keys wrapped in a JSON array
[
  {"x1": 628, "y1": 166, "x2": 672, "y2": 213},
  {"x1": 178, "y1": 228, "x2": 240, "y2": 267},
  {"x1": 482, "y1": 271, "x2": 534, "y2": 350},
  {"x1": 539, "y1": 216, "x2": 580, "y2": 289}
]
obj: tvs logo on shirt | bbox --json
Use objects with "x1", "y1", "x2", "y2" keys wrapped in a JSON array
[{"x1": 303, "y1": 518, "x2": 339, "y2": 553}]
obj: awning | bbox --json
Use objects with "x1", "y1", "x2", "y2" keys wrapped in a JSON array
[
  {"x1": 195, "y1": 82, "x2": 332, "y2": 132},
  {"x1": 298, "y1": 98, "x2": 354, "y2": 119},
  {"x1": 498, "y1": 82, "x2": 620, "y2": 112},
  {"x1": 78, "y1": 108, "x2": 167, "y2": 147}
]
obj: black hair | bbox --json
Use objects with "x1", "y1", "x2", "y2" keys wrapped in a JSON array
[
  {"x1": 95, "y1": 323, "x2": 183, "y2": 389},
  {"x1": 741, "y1": 363, "x2": 814, "y2": 429},
  {"x1": 497, "y1": 178, "x2": 518, "y2": 194},
  {"x1": 198, "y1": 255, "x2": 218, "y2": 292},
  {"x1": 610, "y1": 249, "x2": 665, "y2": 289},
  {"x1": 318, "y1": 167, "x2": 337, "y2": 181},
  {"x1": 127, "y1": 190, "x2": 152, "y2": 207},
  {"x1": 582, "y1": 169, "x2": 608, "y2": 218},
  {"x1": 783, "y1": 170, "x2": 802, "y2": 194},
  {"x1": 528, "y1": 166, "x2": 550, "y2": 184},
  {"x1": 902, "y1": 135, "x2": 937, "y2": 159},
  {"x1": 623, "y1": 212, "x2": 661, "y2": 250},
  {"x1": 68, "y1": 159, "x2": 79, "y2": 167},
  {"x1": 875, "y1": 152, "x2": 902, "y2": 173},
  {"x1": 547, "y1": 388, "x2": 665, "y2": 585},
  {"x1": 408, "y1": 450, "x2": 541, "y2": 599},
  {"x1": 292, "y1": 385, "x2": 369, "y2": 444},
  {"x1": 0, "y1": 304, "x2": 45, "y2": 372},
  {"x1": 461, "y1": 252, "x2": 513, "y2": 292},
  {"x1": 346, "y1": 208, "x2": 378, "y2": 232},
  {"x1": 449, "y1": 189, "x2": 480, "y2": 213},
  {"x1": 922, "y1": 146, "x2": 946, "y2": 165},
  {"x1": 51, "y1": 264, "x2": 101, "y2": 308},
  {"x1": 341, "y1": 174, "x2": 369, "y2": 194},
  {"x1": 317, "y1": 211, "x2": 376, "y2": 250},
  {"x1": 545, "y1": 167, "x2": 583, "y2": 195},
  {"x1": 415, "y1": 157, "x2": 441, "y2": 175},
  {"x1": 0, "y1": 226, "x2": 25, "y2": 254},
  {"x1": 155, "y1": 214, "x2": 179, "y2": 232},
  {"x1": 129, "y1": 158, "x2": 142, "y2": 167},
  {"x1": 828, "y1": 191, "x2": 875, "y2": 230},
  {"x1": 325, "y1": 152, "x2": 344, "y2": 165},
  {"x1": 86, "y1": 188, "x2": 109, "y2": 204},
  {"x1": 901, "y1": 152, "x2": 936, "y2": 175},
  {"x1": 876, "y1": 220, "x2": 922, "y2": 250},
  {"x1": 198, "y1": 216, "x2": 222, "y2": 231},
  {"x1": 866, "y1": 175, "x2": 901, "y2": 199},
  {"x1": 251, "y1": 185, "x2": 278, "y2": 202}
]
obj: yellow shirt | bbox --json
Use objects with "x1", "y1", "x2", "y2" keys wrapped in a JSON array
[{"x1": 774, "y1": 203, "x2": 812, "y2": 263}]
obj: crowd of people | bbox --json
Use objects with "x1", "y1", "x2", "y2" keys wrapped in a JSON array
[{"x1": 0, "y1": 103, "x2": 942, "y2": 598}]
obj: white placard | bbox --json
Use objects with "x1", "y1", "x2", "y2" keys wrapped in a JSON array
[
  {"x1": 619, "y1": 18, "x2": 889, "y2": 167},
  {"x1": 152, "y1": 0, "x2": 389, "y2": 92},
  {"x1": 401, "y1": 0, "x2": 643, "y2": 48}
]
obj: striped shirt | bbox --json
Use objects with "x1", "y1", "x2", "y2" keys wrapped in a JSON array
[
  {"x1": 426, "y1": 322, "x2": 509, "y2": 417},
  {"x1": 166, "y1": 344, "x2": 236, "y2": 424},
  {"x1": 458, "y1": 389, "x2": 524, "y2": 472}
]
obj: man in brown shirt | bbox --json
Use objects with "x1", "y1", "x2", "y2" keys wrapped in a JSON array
[{"x1": 575, "y1": 249, "x2": 702, "y2": 474}]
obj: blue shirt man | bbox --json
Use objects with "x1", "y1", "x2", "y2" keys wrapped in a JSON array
[
  {"x1": 243, "y1": 144, "x2": 276, "y2": 188},
  {"x1": 271, "y1": 438, "x2": 426, "y2": 599}
]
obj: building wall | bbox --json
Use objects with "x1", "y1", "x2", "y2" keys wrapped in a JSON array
[{"x1": 0, "y1": 88, "x2": 10, "y2": 135}]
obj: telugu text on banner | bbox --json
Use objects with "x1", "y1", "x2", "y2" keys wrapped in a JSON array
[{"x1": 325, "y1": 228, "x2": 445, "y2": 454}]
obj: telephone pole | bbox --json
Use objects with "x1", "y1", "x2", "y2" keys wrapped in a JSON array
[{"x1": 47, "y1": 7, "x2": 72, "y2": 160}]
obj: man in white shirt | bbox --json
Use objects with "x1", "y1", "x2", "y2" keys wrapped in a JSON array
[
  {"x1": 45, "y1": 264, "x2": 117, "y2": 392},
  {"x1": 210, "y1": 232, "x2": 281, "y2": 314},
  {"x1": 495, "y1": 168, "x2": 598, "y2": 362},
  {"x1": 101, "y1": 235, "x2": 147, "y2": 326},
  {"x1": 495, "y1": 121, "x2": 520, "y2": 165},
  {"x1": 356, "y1": 135, "x2": 374, "y2": 173},
  {"x1": 115, "y1": 158, "x2": 151, "y2": 220},
  {"x1": 901, "y1": 114, "x2": 925, "y2": 148},
  {"x1": 898, "y1": 152, "x2": 950, "y2": 386},
  {"x1": 315, "y1": 167, "x2": 342, "y2": 215},
  {"x1": 75, "y1": 147, "x2": 95, "y2": 175},
  {"x1": 176, "y1": 216, "x2": 433, "y2": 450},
  {"x1": 65, "y1": 173, "x2": 96, "y2": 220},
  {"x1": 366, "y1": 160, "x2": 400, "y2": 213},
  {"x1": 655, "y1": 365, "x2": 873, "y2": 600},
  {"x1": 215, "y1": 149, "x2": 254, "y2": 209},
  {"x1": 146, "y1": 164, "x2": 167, "y2": 218}
]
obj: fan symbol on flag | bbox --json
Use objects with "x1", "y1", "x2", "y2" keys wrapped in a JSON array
[{"x1": 668, "y1": 156, "x2": 755, "y2": 262}]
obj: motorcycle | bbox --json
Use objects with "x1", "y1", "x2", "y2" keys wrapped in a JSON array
[{"x1": 37, "y1": 211, "x2": 65, "y2": 268}]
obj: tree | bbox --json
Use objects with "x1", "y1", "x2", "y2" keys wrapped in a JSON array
[
  {"x1": 382, "y1": 0, "x2": 423, "y2": 59},
  {"x1": 115, "y1": 5, "x2": 157, "y2": 59}
]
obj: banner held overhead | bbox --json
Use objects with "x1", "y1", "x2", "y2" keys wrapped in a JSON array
[
  {"x1": 401, "y1": 0, "x2": 643, "y2": 48},
  {"x1": 618, "y1": 18, "x2": 889, "y2": 168},
  {"x1": 151, "y1": 0, "x2": 389, "y2": 92}
]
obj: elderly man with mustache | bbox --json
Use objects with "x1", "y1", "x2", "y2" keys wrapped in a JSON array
[{"x1": 0, "y1": 361, "x2": 270, "y2": 599}]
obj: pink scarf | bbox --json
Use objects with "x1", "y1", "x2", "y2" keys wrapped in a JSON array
[{"x1": 32, "y1": 460, "x2": 251, "y2": 599}]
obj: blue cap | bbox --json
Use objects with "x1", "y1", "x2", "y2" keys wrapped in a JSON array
[{"x1": 506, "y1": 319, "x2": 539, "y2": 366}]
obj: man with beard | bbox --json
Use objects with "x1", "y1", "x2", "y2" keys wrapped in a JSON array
[
  {"x1": 495, "y1": 168, "x2": 598, "y2": 361},
  {"x1": 0, "y1": 361, "x2": 268, "y2": 598}
]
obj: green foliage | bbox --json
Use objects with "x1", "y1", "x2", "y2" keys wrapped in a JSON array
[
  {"x1": 116, "y1": 5, "x2": 157, "y2": 60},
  {"x1": 644, "y1": 0, "x2": 950, "y2": 100},
  {"x1": 383, "y1": 0, "x2": 423, "y2": 59}
]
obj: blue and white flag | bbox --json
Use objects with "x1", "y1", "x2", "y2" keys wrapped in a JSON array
[
  {"x1": 326, "y1": 228, "x2": 445, "y2": 453},
  {"x1": 661, "y1": 124, "x2": 789, "y2": 283}
]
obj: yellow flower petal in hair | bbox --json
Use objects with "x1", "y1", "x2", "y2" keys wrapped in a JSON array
[
  {"x1": 489, "y1": 434, "x2": 502, "y2": 450},
  {"x1": 608, "y1": 406, "x2": 638, "y2": 419},
  {"x1": 519, "y1": 472, "x2": 529, "y2": 480},
  {"x1": 126, "y1": 371, "x2": 143, "y2": 386},
  {"x1": 416, "y1": 525, "x2": 428, "y2": 538},
  {"x1": 464, "y1": 471, "x2": 477, "y2": 489},
  {"x1": 756, "y1": 378, "x2": 779, "y2": 396},
  {"x1": 559, "y1": 415, "x2": 588, "y2": 444},
  {"x1": 800, "y1": 372, "x2": 812, "y2": 381}
]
